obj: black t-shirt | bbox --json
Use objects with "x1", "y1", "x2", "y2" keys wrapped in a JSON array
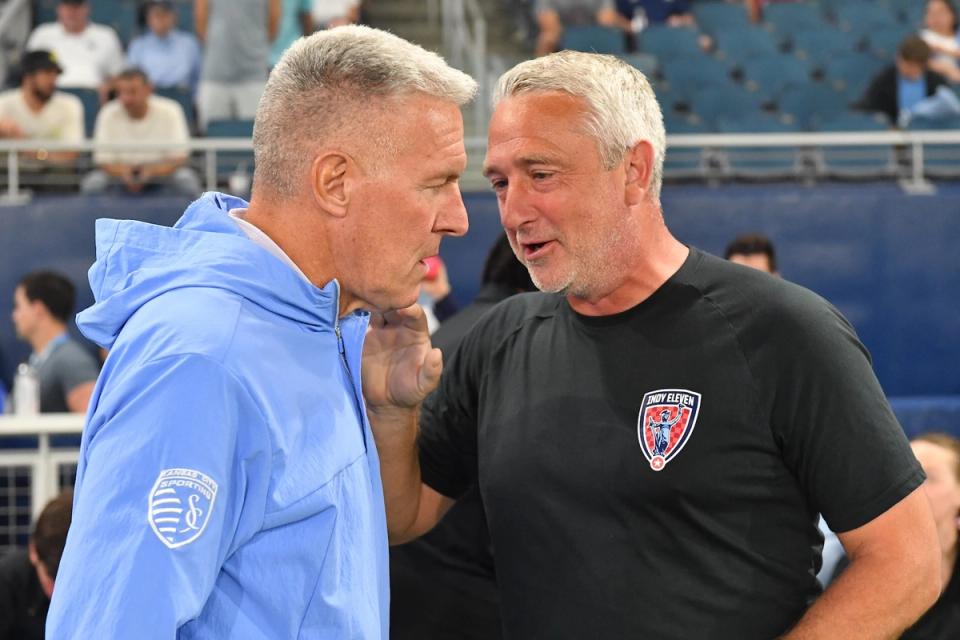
[
  {"x1": 419, "y1": 247, "x2": 924, "y2": 639},
  {"x1": 0, "y1": 549, "x2": 48, "y2": 640},
  {"x1": 902, "y1": 551, "x2": 960, "y2": 639}
]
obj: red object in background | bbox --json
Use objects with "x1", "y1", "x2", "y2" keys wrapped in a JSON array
[{"x1": 423, "y1": 255, "x2": 443, "y2": 281}]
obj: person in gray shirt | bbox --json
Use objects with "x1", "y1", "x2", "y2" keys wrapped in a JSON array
[
  {"x1": 11, "y1": 271, "x2": 100, "y2": 413},
  {"x1": 195, "y1": 0, "x2": 280, "y2": 131}
]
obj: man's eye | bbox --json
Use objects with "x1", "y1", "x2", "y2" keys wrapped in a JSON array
[{"x1": 490, "y1": 180, "x2": 507, "y2": 191}]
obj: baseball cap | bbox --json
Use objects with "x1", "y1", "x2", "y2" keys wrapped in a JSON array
[{"x1": 21, "y1": 50, "x2": 63, "y2": 75}]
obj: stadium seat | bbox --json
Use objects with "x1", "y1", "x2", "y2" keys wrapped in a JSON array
[
  {"x1": 778, "y1": 84, "x2": 852, "y2": 130},
  {"x1": 619, "y1": 53, "x2": 658, "y2": 79},
  {"x1": 741, "y1": 55, "x2": 813, "y2": 103},
  {"x1": 714, "y1": 26, "x2": 779, "y2": 67},
  {"x1": 692, "y1": 3, "x2": 750, "y2": 36},
  {"x1": 33, "y1": 0, "x2": 57, "y2": 25},
  {"x1": 560, "y1": 26, "x2": 626, "y2": 55},
  {"x1": 173, "y1": 0, "x2": 195, "y2": 34},
  {"x1": 687, "y1": 85, "x2": 765, "y2": 128},
  {"x1": 155, "y1": 86, "x2": 196, "y2": 134},
  {"x1": 907, "y1": 115, "x2": 960, "y2": 178},
  {"x1": 90, "y1": 0, "x2": 139, "y2": 46},
  {"x1": 663, "y1": 115, "x2": 712, "y2": 180},
  {"x1": 833, "y1": 2, "x2": 898, "y2": 35},
  {"x1": 715, "y1": 113, "x2": 805, "y2": 179},
  {"x1": 866, "y1": 25, "x2": 913, "y2": 59},
  {"x1": 764, "y1": 3, "x2": 824, "y2": 36},
  {"x1": 811, "y1": 112, "x2": 897, "y2": 178},
  {"x1": 59, "y1": 87, "x2": 99, "y2": 137},
  {"x1": 660, "y1": 55, "x2": 732, "y2": 100},
  {"x1": 637, "y1": 26, "x2": 702, "y2": 59},
  {"x1": 205, "y1": 119, "x2": 255, "y2": 185},
  {"x1": 823, "y1": 53, "x2": 885, "y2": 100},
  {"x1": 791, "y1": 27, "x2": 858, "y2": 71}
]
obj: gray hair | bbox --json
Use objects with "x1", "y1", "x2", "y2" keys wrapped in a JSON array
[
  {"x1": 253, "y1": 25, "x2": 478, "y2": 197},
  {"x1": 493, "y1": 51, "x2": 665, "y2": 201}
]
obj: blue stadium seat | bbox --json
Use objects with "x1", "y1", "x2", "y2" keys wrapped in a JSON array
[
  {"x1": 155, "y1": 86, "x2": 196, "y2": 134},
  {"x1": 791, "y1": 27, "x2": 858, "y2": 72},
  {"x1": 866, "y1": 25, "x2": 913, "y2": 59},
  {"x1": 811, "y1": 112, "x2": 897, "y2": 178},
  {"x1": 907, "y1": 115, "x2": 960, "y2": 178},
  {"x1": 33, "y1": 0, "x2": 57, "y2": 25},
  {"x1": 206, "y1": 119, "x2": 255, "y2": 183},
  {"x1": 714, "y1": 113, "x2": 804, "y2": 179},
  {"x1": 687, "y1": 85, "x2": 765, "y2": 128},
  {"x1": 173, "y1": 0, "x2": 195, "y2": 34},
  {"x1": 90, "y1": 0, "x2": 139, "y2": 46},
  {"x1": 560, "y1": 26, "x2": 626, "y2": 54},
  {"x1": 692, "y1": 3, "x2": 750, "y2": 36},
  {"x1": 618, "y1": 53, "x2": 658, "y2": 79},
  {"x1": 714, "y1": 26, "x2": 779, "y2": 67},
  {"x1": 778, "y1": 84, "x2": 852, "y2": 130},
  {"x1": 59, "y1": 87, "x2": 99, "y2": 137},
  {"x1": 833, "y1": 2, "x2": 898, "y2": 35},
  {"x1": 660, "y1": 55, "x2": 732, "y2": 100},
  {"x1": 637, "y1": 26, "x2": 702, "y2": 58},
  {"x1": 663, "y1": 115, "x2": 712, "y2": 179},
  {"x1": 763, "y1": 3, "x2": 824, "y2": 36},
  {"x1": 823, "y1": 52, "x2": 885, "y2": 100},
  {"x1": 741, "y1": 55, "x2": 813, "y2": 102}
]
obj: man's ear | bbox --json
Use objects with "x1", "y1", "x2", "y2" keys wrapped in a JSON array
[
  {"x1": 624, "y1": 140, "x2": 655, "y2": 206},
  {"x1": 310, "y1": 151, "x2": 353, "y2": 217}
]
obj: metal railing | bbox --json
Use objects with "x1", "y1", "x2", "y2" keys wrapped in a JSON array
[{"x1": 0, "y1": 414, "x2": 83, "y2": 548}]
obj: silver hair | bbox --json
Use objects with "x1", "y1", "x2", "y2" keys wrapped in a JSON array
[
  {"x1": 493, "y1": 50, "x2": 666, "y2": 201},
  {"x1": 253, "y1": 25, "x2": 478, "y2": 197}
]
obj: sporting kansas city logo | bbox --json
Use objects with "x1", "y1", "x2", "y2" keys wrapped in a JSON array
[
  {"x1": 148, "y1": 468, "x2": 218, "y2": 549},
  {"x1": 637, "y1": 389, "x2": 702, "y2": 471}
]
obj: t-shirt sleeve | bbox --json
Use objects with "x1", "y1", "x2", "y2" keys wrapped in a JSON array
[
  {"x1": 46, "y1": 354, "x2": 269, "y2": 636},
  {"x1": 418, "y1": 326, "x2": 487, "y2": 500},
  {"x1": 55, "y1": 343, "x2": 100, "y2": 393},
  {"x1": 764, "y1": 296, "x2": 924, "y2": 534}
]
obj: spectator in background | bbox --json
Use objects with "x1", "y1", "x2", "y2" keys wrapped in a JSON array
[
  {"x1": 11, "y1": 271, "x2": 99, "y2": 413},
  {"x1": 724, "y1": 232, "x2": 778, "y2": 275},
  {"x1": 390, "y1": 234, "x2": 536, "y2": 640},
  {"x1": 25, "y1": 0, "x2": 124, "y2": 96},
  {"x1": 128, "y1": 1, "x2": 202, "y2": 95},
  {"x1": 0, "y1": 50, "x2": 83, "y2": 166},
  {"x1": 921, "y1": 0, "x2": 960, "y2": 83},
  {"x1": 195, "y1": 0, "x2": 280, "y2": 131},
  {"x1": 856, "y1": 35, "x2": 948, "y2": 127},
  {"x1": 271, "y1": 0, "x2": 313, "y2": 67},
  {"x1": 617, "y1": 0, "x2": 694, "y2": 29},
  {"x1": 0, "y1": 489, "x2": 73, "y2": 640},
  {"x1": 534, "y1": 0, "x2": 626, "y2": 56},
  {"x1": 311, "y1": 0, "x2": 360, "y2": 30},
  {"x1": 81, "y1": 68, "x2": 200, "y2": 196}
]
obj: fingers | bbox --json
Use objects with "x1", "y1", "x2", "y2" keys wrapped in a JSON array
[
  {"x1": 379, "y1": 304, "x2": 429, "y2": 333},
  {"x1": 417, "y1": 347, "x2": 444, "y2": 397}
]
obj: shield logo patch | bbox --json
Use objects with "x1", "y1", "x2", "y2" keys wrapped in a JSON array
[
  {"x1": 148, "y1": 468, "x2": 219, "y2": 549},
  {"x1": 637, "y1": 389, "x2": 702, "y2": 471}
]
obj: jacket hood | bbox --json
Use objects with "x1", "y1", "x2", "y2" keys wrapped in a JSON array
[{"x1": 78, "y1": 192, "x2": 341, "y2": 348}]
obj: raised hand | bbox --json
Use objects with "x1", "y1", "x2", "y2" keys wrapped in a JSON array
[{"x1": 362, "y1": 304, "x2": 443, "y2": 414}]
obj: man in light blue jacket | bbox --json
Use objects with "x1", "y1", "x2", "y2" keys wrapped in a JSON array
[{"x1": 47, "y1": 25, "x2": 475, "y2": 638}]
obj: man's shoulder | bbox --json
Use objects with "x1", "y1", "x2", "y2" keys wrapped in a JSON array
[
  {"x1": 85, "y1": 22, "x2": 121, "y2": 44},
  {"x1": 465, "y1": 291, "x2": 562, "y2": 346},
  {"x1": 51, "y1": 91, "x2": 83, "y2": 111},
  {"x1": 0, "y1": 89, "x2": 18, "y2": 107},
  {"x1": 50, "y1": 337, "x2": 100, "y2": 368},
  {"x1": 149, "y1": 95, "x2": 186, "y2": 119},
  {"x1": 28, "y1": 22, "x2": 61, "y2": 42}
]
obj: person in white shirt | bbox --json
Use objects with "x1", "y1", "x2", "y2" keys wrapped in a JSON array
[
  {"x1": 921, "y1": 0, "x2": 960, "y2": 83},
  {"x1": 0, "y1": 50, "x2": 83, "y2": 166},
  {"x1": 26, "y1": 0, "x2": 124, "y2": 94},
  {"x1": 311, "y1": 0, "x2": 360, "y2": 29},
  {"x1": 81, "y1": 68, "x2": 200, "y2": 196}
]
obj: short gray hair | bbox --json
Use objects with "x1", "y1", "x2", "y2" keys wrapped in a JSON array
[
  {"x1": 493, "y1": 51, "x2": 665, "y2": 201},
  {"x1": 253, "y1": 25, "x2": 478, "y2": 197}
]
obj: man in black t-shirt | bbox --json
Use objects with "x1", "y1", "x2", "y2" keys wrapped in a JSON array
[{"x1": 362, "y1": 51, "x2": 940, "y2": 639}]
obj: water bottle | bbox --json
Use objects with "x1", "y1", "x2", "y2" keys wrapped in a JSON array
[{"x1": 13, "y1": 363, "x2": 40, "y2": 416}]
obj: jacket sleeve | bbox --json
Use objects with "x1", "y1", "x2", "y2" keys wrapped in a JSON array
[{"x1": 46, "y1": 353, "x2": 270, "y2": 638}]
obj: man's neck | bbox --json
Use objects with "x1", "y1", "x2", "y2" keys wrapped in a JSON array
[
  {"x1": 20, "y1": 86, "x2": 46, "y2": 113},
  {"x1": 30, "y1": 322, "x2": 67, "y2": 356}
]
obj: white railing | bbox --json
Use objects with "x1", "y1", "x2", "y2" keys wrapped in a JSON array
[{"x1": 0, "y1": 413, "x2": 83, "y2": 522}]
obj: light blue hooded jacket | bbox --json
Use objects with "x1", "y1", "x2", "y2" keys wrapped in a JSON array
[{"x1": 47, "y1": 193, "x2": 389, "y2": 638}]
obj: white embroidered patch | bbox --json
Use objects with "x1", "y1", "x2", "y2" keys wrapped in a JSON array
[{"x1": 148, "y1": 468, "x2": 218, "y2": 549}]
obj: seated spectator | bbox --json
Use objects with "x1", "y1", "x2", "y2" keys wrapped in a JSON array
[
  {"x1": 0, "y1": 50, "x2": 83, "y2": 166},
  {"x1": 195, "y1": 0, "x2": 280, "y2": 131},
  {"x1": 25, "y1": 0, "x2": 124, "y2": 94},
  {"x1": 856, "y1": 35, "x2": 949, "y2": 127},
  {"x1": 534, "y1": 0, "x2": 626, "y2": 56},
  {"x1": 11, "y1": 271, "x2": 100, "y2": 413},
  {"x1": 311, "y1": 0, "x2": 360, "y2": 30},
  {"x1": 81, "y1": 68, "x2": 200, "y2": 196},
  {"x1": 724, "y1": 233, "x2": 779, "y2": 275},
  {"x1": 0, "y1": 490, "x2": 73, "y2": 640},
  {"x1": 902, "y1": 433, "x2": 960, "y2": 638},
  {"x1": 617, "y1": 0, "x2": 694, "y2": 29},
  {"x1": 127, "y1": 1, "x2": 202, "y2": 94},
  {"x1": 271, "y1": 0, "x2": 314, "y2": 66},
  {"x1": 921, "y1": 0, "x2": 960, "y2": 83}
]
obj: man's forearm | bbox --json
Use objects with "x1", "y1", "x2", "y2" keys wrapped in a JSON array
[
  {"x1": 367, "y1": 406, "x2": 424, "y2": 541},
  {"x1": 783, "y1": 550, "x2": 939, "y2": 639}
]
